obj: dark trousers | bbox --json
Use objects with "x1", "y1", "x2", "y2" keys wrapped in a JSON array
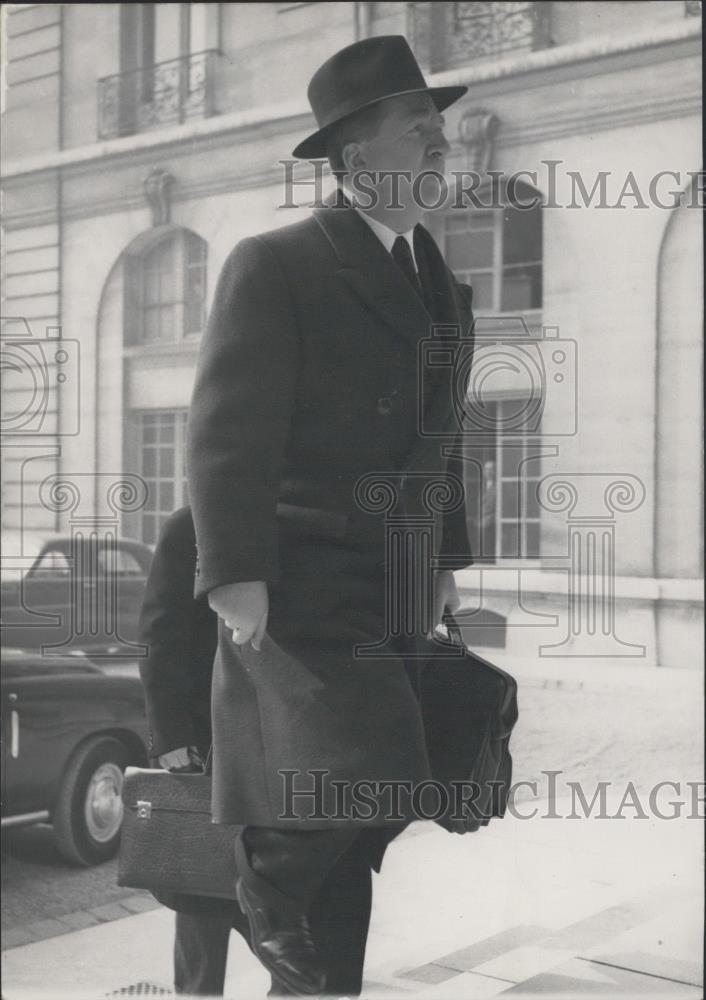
[
  {"x1": 175, "y1": 830, "x2": 377, "y2": 996},
  {"x1": 240, "y1": 826, "x2": 360, "y2": 909},
  {"x1": 267, "y1": 832, "x2": 375, "y2": 997},
  {"x1": 174, "y1": 909, "x2": 234, "y2": 996}
]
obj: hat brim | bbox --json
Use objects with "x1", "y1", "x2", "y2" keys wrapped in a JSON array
[{"x1": 291, "y1": 84, "x2": 468, "y2": 160}]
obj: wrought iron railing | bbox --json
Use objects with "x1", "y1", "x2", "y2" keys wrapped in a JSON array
[
  {"x1": 408, "y1": 2, "x2": 551, "y2": 72},
  {"x1": 98, "y1": 50, "x2": 218, "y2": 140}
]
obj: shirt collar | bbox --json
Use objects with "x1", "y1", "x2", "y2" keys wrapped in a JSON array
[{"x1": 342, "y1": 185, "x2": 418, "y2": 271}]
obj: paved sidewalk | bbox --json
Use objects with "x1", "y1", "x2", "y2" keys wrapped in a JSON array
[{"x1": 3, "y1": 795, "x2": 702, "y2": 1000}]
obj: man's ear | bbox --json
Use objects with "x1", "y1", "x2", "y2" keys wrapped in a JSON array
[{"x1": 342, "y1": 141, "x2": 366, "y2": 175}]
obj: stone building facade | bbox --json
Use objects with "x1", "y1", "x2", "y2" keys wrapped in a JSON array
[{"x1": 1, "y1": 2, "x2": 702, "y2": 667}]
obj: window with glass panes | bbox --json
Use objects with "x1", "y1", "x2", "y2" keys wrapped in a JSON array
[
  {"x1": 132, "y1": 231, "x2": 207, "y2": 344},
  {"x1": 445, "y1": 183, "x2": 543, "y2": 560},
  {"x1": 461, "y1": 400, "x2": 542, "y2": 562},
  {"x1": 444, "y1": 182, "x2": 542, "y2": 313},
  {"x1": 142, "y1": 238, "x2": 177, "y2": 342},
  {"x1": 137, "y1": 411, "x2": 190, "y2": 545}
]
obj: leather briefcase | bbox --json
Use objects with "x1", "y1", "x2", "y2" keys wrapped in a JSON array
[
  {"x1": 118, "y1": 766, "x2": 238, "y2": 899},
  {"x1": 422, "y1": 617, "x2": 519, "y2": 834}
]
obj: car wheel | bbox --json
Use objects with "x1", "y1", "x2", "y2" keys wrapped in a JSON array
[{"x1": 52, "y1": 736, "x2": 130, "y2": 866}]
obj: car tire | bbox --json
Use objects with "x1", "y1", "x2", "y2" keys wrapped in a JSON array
[{"x1": 52, "y1": 736, "x2": 130, "y2": 866}]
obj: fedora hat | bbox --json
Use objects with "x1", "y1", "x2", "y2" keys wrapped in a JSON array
[{"x1": 292, "y1": 35, "x2": 467, "y2": 159}]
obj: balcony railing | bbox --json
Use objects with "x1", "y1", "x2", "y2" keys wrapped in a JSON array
[
  {"x1": 408, "y1": 2, "x2": 551, "y2": 72},
  {"x1": 98, "y1": 50, "x2": 218, "y2": 140}
]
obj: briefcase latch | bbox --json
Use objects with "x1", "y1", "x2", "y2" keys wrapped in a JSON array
[{"x1": 136, "y1": 800, "x2": 152, "y2": 820}]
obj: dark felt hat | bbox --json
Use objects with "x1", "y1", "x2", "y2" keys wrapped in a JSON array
[{"x1": 292, "y1": 35, "x2": 467, "y2": 159}]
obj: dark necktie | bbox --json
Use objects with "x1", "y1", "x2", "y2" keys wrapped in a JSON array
[
  {"x1": 392, "y1": 235, "x2": 424, "y2": 302},
  {"x1": 414, "y1": 227, "x2": 442, "y2": 321}
]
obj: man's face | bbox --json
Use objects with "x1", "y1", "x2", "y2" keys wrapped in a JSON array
[
  {"x1": 348, "y1": 92, "x2": 451, "y2": 217},
  {"x1": 364, "y1": 92, "x2": 450, "y2": 175}
]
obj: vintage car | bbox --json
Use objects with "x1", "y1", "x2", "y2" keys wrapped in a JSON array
[
  {"x1": 1, "y1": 647, "x2": 148, "y2": 865},
  {"x1": 1, "y1": 531, "x2": 153, "y2": 654}
]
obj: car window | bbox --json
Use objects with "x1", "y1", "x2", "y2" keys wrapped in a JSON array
[
  {"x1": 96, "y1": 547, "x2": 144, "y2": 576},
  {"x1": 2, "y1": 534, "x2": 54, "y2": 583},
  {"x1": 28, "y1": 549, "x2": 72, "y2": 578}
]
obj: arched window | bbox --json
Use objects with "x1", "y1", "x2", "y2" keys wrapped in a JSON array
[
  {"x1": 124, "y1": 229, "x2": 207, "y2": 345},
  {"x1": 444, "y1": 180, "x2": 542, "y2": 313},
  {"x1": 115, "y1": 227, "x2": 206, "y2": 544}
]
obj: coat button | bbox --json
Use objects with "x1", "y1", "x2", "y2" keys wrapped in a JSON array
[{"x1": 377, "y1": 396, "x2": 392, "y2": 416}]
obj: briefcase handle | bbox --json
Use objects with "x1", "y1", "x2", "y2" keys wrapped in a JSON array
[{"x1": 439, "y1": 609, "x2": 465, "y2": 648}]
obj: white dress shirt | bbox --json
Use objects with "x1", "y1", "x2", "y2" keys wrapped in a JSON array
[{"x1": 342, "y1": 185, "x2": 419, "y2": 272}]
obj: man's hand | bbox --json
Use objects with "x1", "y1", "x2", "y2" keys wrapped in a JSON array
[
  {"x1": 208, "y1": 580, "x2": 268, "y2": 650},
  {"x1": 430, "y1": 569, "x2": 461, "y2": 638},
  {"x1": 158, "y1": 746, "x2": 203, "y2": 772}
]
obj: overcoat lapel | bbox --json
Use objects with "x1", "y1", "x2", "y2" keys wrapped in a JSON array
[
  {"x1": 313, "y1": 193, "x2": 431, "y2": 349},
  {"x1": 414, "y1": 223, "x2": 467, "y2": 327},
  {"x1": 313, "y1": 191, "x2": 474, "y2": 465},
  {"x1": 406, "y1": 224, "x2": 475, "y2": 453}
]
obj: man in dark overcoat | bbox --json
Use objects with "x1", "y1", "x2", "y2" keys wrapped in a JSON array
[
  {"x1": 139, "y1": 505, "x2": 381, "y2": 997},
  {"x1": 186, "y1": 35, "x2": 476, "y2": 996}
]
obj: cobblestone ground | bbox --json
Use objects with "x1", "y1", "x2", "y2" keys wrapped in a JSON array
[{"x1": 512, "y1": 674, "x2": 701, "y2": 800}]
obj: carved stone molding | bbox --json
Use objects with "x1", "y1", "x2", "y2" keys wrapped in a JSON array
[
  {"x1": 144, "y1": 168, "x2": 175, "y2": 226},
  {"x1": 458, "y1": 109, "x2": 500, "y2": 176}
]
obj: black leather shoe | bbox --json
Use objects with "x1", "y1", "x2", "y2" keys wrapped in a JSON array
[{"x1": 236, "y1": 877, "x2": 326, "y2": 996}]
